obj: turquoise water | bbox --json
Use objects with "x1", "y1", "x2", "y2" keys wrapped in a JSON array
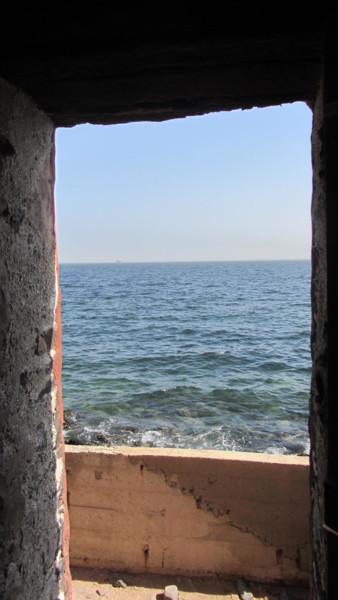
[{"x1": 60, "y1": 260, "x2": 311, "y2": 454}]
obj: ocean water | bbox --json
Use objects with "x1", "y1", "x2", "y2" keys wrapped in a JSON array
[{"x1": 60, "y1": 260, "x2": 311, "y2": 455}]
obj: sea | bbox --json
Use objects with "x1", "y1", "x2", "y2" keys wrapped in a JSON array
[{"x1": 60, "y1": 260, "x2": 311, "y2": 455}]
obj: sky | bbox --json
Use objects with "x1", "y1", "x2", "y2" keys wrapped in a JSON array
[{"x1": 55, "y1": 102, "x2": 313, "y2": 263}]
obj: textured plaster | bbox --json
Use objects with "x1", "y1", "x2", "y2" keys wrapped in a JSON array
[{"x1": 66, "y1": 446, "x2": 309, "y2": 584}]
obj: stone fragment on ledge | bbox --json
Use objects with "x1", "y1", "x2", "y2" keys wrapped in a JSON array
[
  {"x1": 237, "y1": 578, "x2": 254, "y2": 600},
  {"x1": 164, "y1": 584, "x2": 179, "y2": 600},
  {"x1": 115, "y1": 578, "x2": 128, "y2": 588}
]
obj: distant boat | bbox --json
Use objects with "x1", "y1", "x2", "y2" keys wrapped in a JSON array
[{"x1": 116, "y1": 259, "x2": 122, "y2": 263}]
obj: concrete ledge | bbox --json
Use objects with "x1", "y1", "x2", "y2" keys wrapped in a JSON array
[{"x1": 66, "y1": 446, "x2": 310, "y2": 584}]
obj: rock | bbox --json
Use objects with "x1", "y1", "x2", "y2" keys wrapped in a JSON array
[
  {"x1": 66, "y1": 436, "x2": 91, "y2": 445},
  {"x1": 236, "y1": 578, "x2": 253, "y2": 600},
  {"x1": 96, "y1": 432, "x2": 110, "y2": 445},
  {"x1": 164, "y1": 584, "x2": 179, "y2": 600},
  {"x1": 78, "y1": 587, "x2": 92, "y2": 599},
  {"x1": 115, "y1": 578, "x2": 128, "y2": 588},
  {"x1": 63, "y1": 409, "x2": 77, "y2": 430},
  {"x1": 96, "y1": 590, "x2": 107, "y2": 597}
]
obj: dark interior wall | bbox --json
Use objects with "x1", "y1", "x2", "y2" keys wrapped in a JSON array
[
  {"x1": 308, "y1": 33, "x2": 338, "y2": 599},
  {"x1": 310, "y1": 79, "x2": 327, "y2": 600},
  {"x1": 0, "y1": 78, "x2": 65, "y2": 600},
  {"x1": 0, "y1": 11, "x2": 323, "y2": 126},
  {"x1": 322, "y1": 43, "x2": 338, "y2": 599}
]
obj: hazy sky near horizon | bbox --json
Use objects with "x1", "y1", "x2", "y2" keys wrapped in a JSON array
[{"x1": 55, "y1": 102, "x2": 312, "y2": 263}]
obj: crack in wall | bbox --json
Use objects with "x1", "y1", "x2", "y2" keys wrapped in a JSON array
[{"x1": 138, "y1": 459, "x2": 308, "y2": 565}]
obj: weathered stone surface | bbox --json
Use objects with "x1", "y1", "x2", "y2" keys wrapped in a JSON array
[
  {"x1": 309, "y1": 79, "x2": 328, "y2": 600},
  {"x1": 66, "y1": 446, "x2": 309, "y2": 583},
  {"x1": 0, "y1": 78, "x2": 64, "y2": 599}
]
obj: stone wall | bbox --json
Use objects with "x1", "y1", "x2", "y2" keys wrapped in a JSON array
[
  {"x1": 66, "y1": 446, "x2": 310, "y2": 585},
  {"x1": 310, "y1": 80, "x2": 327, "y2": 600},
  {"x1": 0, "y1": 79, "x2": 69, "y2": 600},
  {"x1": 322, "y1": 43, "x2": 338, "y2": 598}
]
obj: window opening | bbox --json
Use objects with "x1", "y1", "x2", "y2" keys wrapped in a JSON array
[{"x1": 55, "y1": 103, "x2": 312, "y2": 455}]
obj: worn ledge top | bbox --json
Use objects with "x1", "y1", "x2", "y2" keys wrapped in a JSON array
[{"x1": 65, "y1": 444, "x2": 309, "y2": 465}]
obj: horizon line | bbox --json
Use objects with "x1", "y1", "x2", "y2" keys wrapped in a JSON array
[{"x1": 59, "y1": 257, "x2": 311, "y2": 265}]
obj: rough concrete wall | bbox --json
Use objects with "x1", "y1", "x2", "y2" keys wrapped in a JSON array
[
  {"x1": 322, "y1": 45, "x2": 338, "y2": 598},
  {"x1": 66, "y1": 446, "x2": 310, "y2": 585},
  {"x1": 0, "y1": 78, "x2": 68, "y2": 599},
  {"x1": 53, "y1": 256, "x2": 72, "y2": 600},
  {"x1": 309, "y1": 79, "x2": 327, "y2": 600}
]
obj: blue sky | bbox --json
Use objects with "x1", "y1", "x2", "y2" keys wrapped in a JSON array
[{"x1": 55, "y1": 102, "x2": 312, "y2": 263}]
